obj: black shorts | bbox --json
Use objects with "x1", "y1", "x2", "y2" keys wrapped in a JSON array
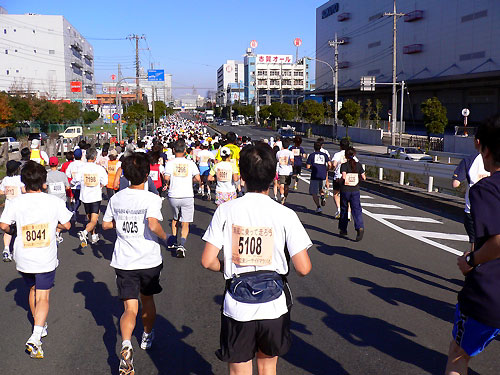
[
  {"x1": 332, "y1": 179, "x2": 341, "y2": 192},
  {"x1": 84, "y1": 201, "x2": 101, "y2": 215},
  {"x1": 292, "y1": 166, "x2": 302, "y2": 176},
  {"x1": 278, "y1": 175, "x2": 292, "y2": 186},
  {"x1": 20, "y1": 270, "x2": 56, "y2": 290},
  {"x1": 216, "y1": 311, "x2": 292, "y2": 363},
  {"x1": 115, "y1": 263, "x2": 163, "y2": 300},
  {"x1": 464, "y1": 212, "x2": 475, "y2": 244}
]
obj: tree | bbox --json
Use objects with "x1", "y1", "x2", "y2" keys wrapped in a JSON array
[
  {"x1": 9, "y1": 95, "x2": 32, "y2": 124},
  {"x1": 123, "y1": 103, "x2": 147, "y2": 128},
  {"x1": 299, "y1": 100, "x2": 325, "y2": 124},
  {"x1": 0, "y1": 93, "x2": 13, "y2": 128},
  {"x1": 61, "y1": 102, "x2": 81, "y2": 124},
  {"x1": 421, "y1": 97, "x2": 448, "y2": 139},
  {"x1": 363, "y1": 98, "x2": 373, "y2": 122},
  {"x1": 83, "y1": 110, "x2": 100, "y2": 124},
  {"x1": 36, "y1": 101, "x2": 61, "y2": 125},
  {"x1": 258, "y1": 105, "x2": 270, "y2": 123},
  {"x1": 374, "y1": 99, "x2": 383, "y2": 128},
  {"x1": 152, "y1": 101, "x2": 168, "y2": 122},
  {"x1": 338, "y1": 99, "x2": 361, "y2": 137}
]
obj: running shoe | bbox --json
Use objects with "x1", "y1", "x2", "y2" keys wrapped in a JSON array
[
  {"x1": 206, "y1": 192, "x2": 211, "y2": 201},
  {"x1": 119, "y1": 345, "x2": 134, "y2": 375},
  {"x1": 281, "y1": 197, "x2": 286, "y2": 205},
  {"x1": 56, "y1": 233, "x2": 64, "y2": 244},
  {"x1": 315, "y1": 207, "x2": 323, "y2": 214},
  {"x1": 140, "y1": 330, "x2": 155, "y2": 350},
  {"x1": 176, "y1": 245, "x2": 186, "y2": 258},
  {"x1": 2, "y1": 250, "x2": 12, "y2": 262},
  {"x1": 25, "y1": 337, "x2": 44, "y2": 359},
  {"x1": 41, "y1": 322, "x2": 48, "y2": 338},
  {"x1": 197, "y1": 187, "x2": 203, "y2": 195},
  {"x1": 166, "y1": 235, "x2": 177, "y2": 250},
  {"x1": 348, "y1": 212, "x2": 352, "y2": 221},
  {"x1": 77, "y1": 231, "x2": 88, "y2": 248},
  {"x1": 293, "y1": 184, "x2": 298, "y2": 190},
  {"x1": 339, "y1": 230, "x2": 348, "y2": 237},
  {"x1": 356, "y1": 228, "x2": 365, "y2": 242},
  {"x1": 320, "y1": 195, "x2": 326, "y2": 206},
  {"x1": 90, "y1": 234, "x2": 99, "y2": 245},
  {"x1": 334, "y1": 211, "x2": 341, "y2": 220}
]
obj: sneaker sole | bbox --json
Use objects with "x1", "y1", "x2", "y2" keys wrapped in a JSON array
[
  {"x1": 119, "y1": 348, "x2": 134, "y2": 375},
  {"x1": 26, "y1": 343, "x2": 43, "y2": 359},
  {"x1": 176, "y1": 249, "x2": 186, "y2": 258}
]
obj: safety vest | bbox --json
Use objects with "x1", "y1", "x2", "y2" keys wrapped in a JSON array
[
  {"x1": 30, "y1": 149, "x2": 45, "y2": 166},
  {"x1": 107, "y1": 160, "x2": 119, "y2": 189},
  {"x1": 149, "y1": 163, "x2": 162, "y2": 189}
]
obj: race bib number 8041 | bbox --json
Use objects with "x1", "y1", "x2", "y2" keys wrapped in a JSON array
[
  {"x1": 22, "y1": 223, "x2": 50, "y2": 248},
  {"x1": 231, "y1": 225, "x2": 273, "y2": 266}
]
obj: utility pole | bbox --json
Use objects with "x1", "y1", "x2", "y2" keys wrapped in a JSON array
[
  {"x1": 127, "y1": 34, "x2": 145, "y2": 103},
  {"x1": 279, "y1": 63, "x2": 283, "y2": 104},
  {"x1": 328, "y1": 33, "x2": 344, "y2": 139},
  {"x1": 384, "y1": 0, "x2": 404, "y2": 146}
]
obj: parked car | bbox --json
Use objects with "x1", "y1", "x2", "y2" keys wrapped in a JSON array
[
  {"x1": 28, "y1": 132, "x2": 49, "y2": 142},
  {"x1": 278, "y1": 125, "x2": 295, "y2": 138},
  {"x1": 230, "y1": 120, "x2": 239, "y2": 126},
  {"x1": 59, "y1": 126, "x2": 83, "y2": 139},
  {"x1": 0, "y1": 137, "x2": 20, "y2": 152},
  {"x1": 216, "y1": 119, "x2": 225, "y2": 126},
  {"x1": 389, "y1": 147, "x2": 433, "y2": 161}
]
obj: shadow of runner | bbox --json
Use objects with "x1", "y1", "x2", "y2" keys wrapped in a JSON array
[
  {"x1": 283, "y1": 321, "x2": 348, "y2": 375},
  {"x1": 73, "y1": 271, "x2": 121, "y2": 375},
  {"x1": 136, "y1": 315, "x2": 213, "y2": 375},
  {"x1": 299, "y1": 296, "x2": 448, "y2": 374},
  {"x1": 5, "y1": 277, "x2": 32, "y2": 324}
]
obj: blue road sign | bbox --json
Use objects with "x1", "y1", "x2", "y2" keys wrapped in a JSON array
[
  {"x1": 112, "y1": 113, "x2": 121, "y2": 121},
  {"x1": 147, "y1": 69, "x2": 165, "y2": 81}
]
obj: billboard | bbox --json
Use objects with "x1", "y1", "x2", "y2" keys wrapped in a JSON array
[
  {"x1": 70, "y1": 81, "x2": 82, "y2": 92},
  {"x1": 256, "y1": 55, "x2": 293, "y2": 64}
]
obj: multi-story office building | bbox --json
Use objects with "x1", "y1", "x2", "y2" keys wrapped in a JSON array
[
  {"x1": 0, "y1": 9, "x2": 95, "y2": 100},
  {"x1": 316, "y1": 0, "x2": 500, "y2": 124},
  {"x1": 244, "y1": 49, "x2": 310, "y2": 105},
  {"x1": 217, "y1": 60, "x2": 244, "y2": 105}
]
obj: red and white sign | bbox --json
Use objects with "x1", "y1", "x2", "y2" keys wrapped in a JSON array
[
  {"x1": 257, "y1": 54, "x2": 293, "y2": 64},
  {"x1": 294, "y1": 38, "x2": 302, "y2": 47},
  {"x1": 70, "y1": 81, "x2": 82, "y2": 92},
  {"x1": 111, "y1": 74, "x2": 116, "y2": 80},
  {"x1": 250, "y1": 40, "x2": 258, "y2": 49},
  {"x1": 226, "y1": 65, "x2": 233, "y2": 73}
]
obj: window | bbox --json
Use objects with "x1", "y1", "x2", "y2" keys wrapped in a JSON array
[
  {"x1": 3, "y1": 29, "x2": 5, "y2": 34},
  {"x1": 13, "y1": 29, "x2": 16, "y2": 32},
  {"x1": 462, "y1": 10, "x2": 487, "y2": 23},
  {"x1": 34, "y1": 49, "x2": 37, "y2": 53},
  {"x1": 16, "y1": 70, "x2": 19, "y2": 73},
  {"x1": 6, "y1": 70, "x2": 9, "y2": 75},
  {"x1": 5, "y1": 50, "x2": 7, "y2": 54},
  {"x1": 49, "y1": 50, "x2": 55, "y2": 55},
  {"x1": 368, "y1": 41, "x2": 381, "y2": 49},
  {"x1": 14, "y1": 49, "x2": 17, "y2": 52},
  {"x1": 459, "y1": 51, "x2": 486, "y2": 61},
  {"x1": 33, "y1": 29, "x2": 36, "y2": 33}
]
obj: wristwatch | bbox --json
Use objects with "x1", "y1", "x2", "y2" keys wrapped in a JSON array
[{"x1": 465, "y1": 252, "x2": 475, "y2": 267}]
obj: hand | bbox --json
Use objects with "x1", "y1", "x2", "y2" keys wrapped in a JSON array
[{"x1": 457, "y1": 252, "x2": 473, "y2": 276}]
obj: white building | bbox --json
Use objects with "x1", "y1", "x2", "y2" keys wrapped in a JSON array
[
  {"x1": 0, "y1": 10, "x2": 95, "y2": 100},
  {"x1": 216, "y1": 60, "x2": 244, "y2": 105}
]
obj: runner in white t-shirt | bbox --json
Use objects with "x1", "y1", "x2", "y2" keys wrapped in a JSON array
[
  {"x1": 208, "y1": 146, "x2": 238, "y2": 206},
  {"x1": 103, "y1": 152, "x2": 167, "y2": 375},
  {"x1": 202, "y1": 142, "x2": 312, "y2": 374},
  {"x1": 0, "y1": 161, "x2": 72, "y2": 359},
  {"x1": 275, "y1": 138, "x2": 294, "y2": 205},
  {"x1": 74, "y1": 147, "x2": 108, "y2": 247},
  {"x1": 196, "y1": 141, "x2": 215, "y2": 200},
  {"x1": 65, "y1": 148, "x2": 86, "y2": 216},
  {"x1": 164, "y1": 139, "x2": 200, "y2": 258},
  {"x1": 0, "y1": 160, "x2": 25, "y2": 261}
]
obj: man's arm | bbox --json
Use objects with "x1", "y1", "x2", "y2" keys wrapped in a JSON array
[
  {"x1": 148, "y1": 217, "x2": 167, "y2": 241},
  {"x1": 193, "y1": 174, "x2": 201, "y2": 184},
  {"x1": 291, "y1": 249, "x2": 312, "y2": 276},
  {"x1": 57, "y1": 221, "x2": 71, "y2": 231},
  {"x1": 0, "y1": 222, "x2": 11, "y2": 233},
  {"x1": 102, "y1": 220, "x2": 115, "y2": 230},
  {"x1": 201, "y1": 242, "x2": 222, "y2": 272},
  {"x1": 458, "y1": 235, "x2": 500, "y2": 275}
]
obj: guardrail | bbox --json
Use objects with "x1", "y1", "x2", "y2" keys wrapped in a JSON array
[
  {"x1": 385, "y1": 146, "x2": 469, "y2": 164},
  {"x1": 358, "y1": 155, "x2": 456, "y2": 193}
]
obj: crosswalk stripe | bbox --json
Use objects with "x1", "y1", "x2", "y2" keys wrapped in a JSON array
[
  {"x1": 361, "y1": 203, "x2": 402, "y2": 209},
  {"x1": 370, "y1": 214, "x2": 442, "y2": 224},
  {"x1": 404, "y1": 230, "x2": 469, "y2": 242},
  {"x1": 360, "y1": 195, "x2": 374, "y2": 199}
]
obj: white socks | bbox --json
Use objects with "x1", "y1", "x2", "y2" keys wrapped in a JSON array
[
  {"x1": 122, "y1": 339, "x2": 132, "y2": 348},
  {"x1": 32, "y1": 325, "x2": 43, "y2": 341}
]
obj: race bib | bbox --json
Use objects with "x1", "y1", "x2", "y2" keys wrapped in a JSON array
[
  {"x1": 279, "y1": 156, "x2": 289, "y2": 166},
  {"x1": 117, "y1": 214, "x2": 145, "y2": 238},
  {"x1": 107, "y1": 164, "x2": 117, "y2": 174},
  {"x1": 314, "y1": 154, "x2": 325, "y2": 165},
  {"x1": 231, "y1": 225, "x2": 274, "y2": 266},
  {"x1": 200, "y1": 155, "x2": 210, "y2": 163},
  {"x1": 150, "y1": 170, "x2": 159, "y2": 181},
  {"x1": 173, "y1": 163, "x2": 189, "y2": 177},
  {"x1": 217, "y1": 167, "x2": 232, "y2": 182},
  {"x1": 48, "y1": 182, "x2": 65, "y2": 194},
  {"x1": 293, "y1": 148, "x2": 300, "y2": 156},
  {"x1": 84, "y1": 173, "x2": 99, "y2": 187},
  {"x1": 4, "y1": 185, "x2": 19, "y2": 199},
  {"x1": 22, "y1": 223, "x2": 50, "y2": 248},
  {"x1": 345, "y1": 173, "x2": 359, "y2": 186}
]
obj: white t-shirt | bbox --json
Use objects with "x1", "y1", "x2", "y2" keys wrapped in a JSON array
[
  {"x1": 0, "y1": 193, "x2": 72, "y2": 273},
  {"x1": 465, "y1": 154, "x2": 490, "y2": 213},
  {"x1": 75, "y1": 162, "x2": 108, "y2": 203},
  {"x1": 103, "y1": 188, "x2": 163, "y2": 270},
  {"x1": 164, "y1": 157, "x2": 200, "y2": 198},
  {"x1": 211, "y1": 161, "x2": 237, "y2": 193},
  {"x1": 66, "y1": 160, "x2": 86, "y2": 189},
  {"x1": 276, "y1": 149, "x2": 294, "y2": 176},
  {"x1": 0, "y1": 175, "x2": 24, "y2": 203},
  {"x1": 203, "y1": 192, "x2": 312, "y2": 322},
  {"x1": 333, "y1": 150, "x2": 358, "y2": 180},
  {"x1": 197, "y1": 150, "x2": 215, "y2": 167}
]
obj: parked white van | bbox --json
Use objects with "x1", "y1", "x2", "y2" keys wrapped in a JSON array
[{"x1": 59, "y1": 126, "x2": 83, "y2": 139}]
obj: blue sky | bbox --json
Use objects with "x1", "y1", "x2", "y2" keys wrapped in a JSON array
[{"x1": 2, "y1": 0, "x2": 326, "y2": 97}]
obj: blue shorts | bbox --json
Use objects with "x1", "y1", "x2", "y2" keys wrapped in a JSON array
[
  {"x1": 199, "y1": 166, "x2": 210, "y2": 176},
  {"x1": 20, "y1": 270, "x2": 56, "y2": 290},
  {"x1": 452, "y1": 304, "x2": 500, "y2": 356}
]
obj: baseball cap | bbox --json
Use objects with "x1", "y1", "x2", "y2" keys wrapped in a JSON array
[
  {"x1": 49, "y1": 156, "x2": 59, "y2": 166},
  {"x1": 31, "y1": 139, "x2": 40, "y2": 149},
  {"x1": 220, "y1": 146, "x2": 231, "y2": 157},
  {"x1": 74, "y1": 148, "x2": 83, "y2": 158},
  {"x1": 109, "y1": 149, "x2": 118, "y2": 156}
]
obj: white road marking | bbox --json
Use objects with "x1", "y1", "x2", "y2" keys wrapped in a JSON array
[
  {"x1": 361, "y1": 203, "x2": 402, "y2": 209},
  {"x1": 404, "y1": 230, "x2": 469, "y2": 242},
  {"x1": 371, "y1": 214, "x2": 442, "y2": 224},
  {"x1": 360, "y1": 195, "x2": 374, "y2": 199}
]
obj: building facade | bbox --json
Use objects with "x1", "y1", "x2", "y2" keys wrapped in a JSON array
[
  {"x1": 316, "y1": 0, "x2": 500, "y2": 125},
  {"x1": 0, "y1": 11, "x2": 95, "y2": 100},
  {"x1": 244, "y1": 49, "x2": 310, "y2": 105},
  {"x1": 217, "y1": 60, "x2": 244, "y2": 105}
]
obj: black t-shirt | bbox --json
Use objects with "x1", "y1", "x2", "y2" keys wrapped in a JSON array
[
  {"x1": 340, "y1": 161, "x2": 364, "y2": 192},
  {"x1": 458, "y1": 171, "x2": 500, "y2": 327},
  {"x1": 306, "y1": 152, "x2": 330, "y2": 180}
]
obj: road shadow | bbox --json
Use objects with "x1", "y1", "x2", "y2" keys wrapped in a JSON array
[
  {"x1": 5, "y1": 277, "x2": 32, "y2": 324},
  {"x1": 283, "y1": 321, "x2": 348, "y2": 375},
  {"x1": 350, "y1": 277, "x2": 455, "y2": 322},
  {"x1": 299, "y1": 296, "x2": 447, "y2": 374},
  {"x1": 134, "y1": 315, "x2": 213, "y2": 374},
  {"x1": 73, "y1": 271, "x2": 121, "y2": 374},
  {"x1": 316, "y1": 242, "x2": 459, "y2": 293}
]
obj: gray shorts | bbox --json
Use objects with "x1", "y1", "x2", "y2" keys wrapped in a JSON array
[
  {"x1": 309, "y1": 179, "x2": 322, "y2": 195},
  {"x1": 169, "y1": 197, "x2": 194, "y2": 223}
]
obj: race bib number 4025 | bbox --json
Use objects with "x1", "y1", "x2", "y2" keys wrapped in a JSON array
[
  {"x1": 231, "y1": 225, "x2": 273, "y2": 266},
  {"x1": 22, "y1": 223, "x2": 50, "y2": 248}
]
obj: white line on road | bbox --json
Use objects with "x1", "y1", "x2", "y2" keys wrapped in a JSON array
[
  {"x1": 404, "y1": 230, "x2": 469, "y2": 242},
  {"x1": 371, "y1": 214, "x2": 442, "y2": 224},
  {"x1": 360, "y1": 195, "x2": 374, "y2": 199},
  {"x1": 361, "y1": 203, "x2": 402, "y2": 209}
]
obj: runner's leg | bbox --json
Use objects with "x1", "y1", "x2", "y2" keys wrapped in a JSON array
[
  {"x1": 120, "y1": 299, "x2": 139, "y2": 341},
  {"x1": 229, "y1": 360, "x2": 252, "y2": 375},
  {"x1": 256, "y1": 351, "x2": 278, "y2": 375},
  {"x1": 445, "y1": 340, "x2": 470, "y2": 375},
  {"x1": 140, "y1": 294, "x2": 156, "y2": 334}
]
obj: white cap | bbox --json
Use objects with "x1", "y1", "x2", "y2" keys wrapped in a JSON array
[
  {"x1": 220, "y1": 146, "x2": 231, "y2": 157},
  {"x1": 31, "y1": 139, "x2": 40, "y2": 149}
]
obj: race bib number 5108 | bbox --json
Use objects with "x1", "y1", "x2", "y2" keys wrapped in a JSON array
[{"x1": 231, "y1": 225, "x2": 273, "y2": 266}]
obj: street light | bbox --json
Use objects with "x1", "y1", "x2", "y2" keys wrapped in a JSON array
[{"x1": 305, "y1": 57, "x2": 337, "y2": 140}]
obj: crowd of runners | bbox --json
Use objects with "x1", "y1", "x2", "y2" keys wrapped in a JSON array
[{"x1": 1, "y1": 113, "x2": 499, "y2": 375}]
